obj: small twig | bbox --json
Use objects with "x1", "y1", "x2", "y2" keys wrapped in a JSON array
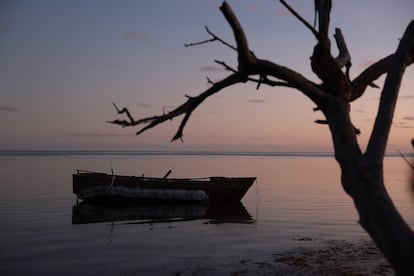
[
  {"x1": 256, "y1": 74, "x2": 264, "y2": 90},
  {"x1": 184, "y1": 37, "x2": 216, "y2": 48},
  {"x1": 280, "y1": 0, "x2": 318, "y2": 38},
  {"x1": 111, "y1": 103, "x2": 137, "y2": 126},
  {"x1": 369, "y1": 82, "x2": 380, "y2": 88},
  {"x1": 315, "y1": 119, "x2": 328, "y2": 124},
  {"x1": 214, "y1": 60, "x2": 237, "y2": 72},
  {"x1": 184, "y1": 26, "x2": 237, "y2": 51},
  {"x1": 398, "y1": 150, "x2": 414, "y2": 170},
  {"x1": 205, "y1": 26, "x2": 237, "y2": 51},
  {"x1": 207, "y1": 76, "x2": 215, "y2": 85}
]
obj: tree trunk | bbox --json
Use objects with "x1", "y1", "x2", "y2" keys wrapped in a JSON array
[
  {"x1": 325, "y1": 99, "x2": 414, "y2": 275},
  {"x1": 109, "y1": 2, "x2": 414, "y2": 273}
]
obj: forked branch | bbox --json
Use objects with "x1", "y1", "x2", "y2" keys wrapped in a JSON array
[
  {"x1": 350, "y1": 55, "x2": 394, "y2": 101},
  {"x1": 365, "y1": 20, "x2": 414, "y2": 163},
  {"x1": 184, "y1": 26, "x2": 237, "y2": 51},
  {"x1": 110, "y1": 73, "x2": 246, "y2": 141},
  {"x1": 334, "y1": 28, "x2": 351, "y2": 79}
]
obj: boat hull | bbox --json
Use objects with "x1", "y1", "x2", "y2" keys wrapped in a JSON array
[{"x1": 73, "y1": 172, "x2": 256, "y2": 204}]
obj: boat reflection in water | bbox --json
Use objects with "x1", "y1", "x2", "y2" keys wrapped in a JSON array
[{"x1": 72, "y1": 201, "x2": 253, "y2": 225}]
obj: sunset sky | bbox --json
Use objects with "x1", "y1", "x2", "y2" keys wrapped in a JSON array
[{"x1": 1, "y1": 0, "x2": 413, "y2": 152}]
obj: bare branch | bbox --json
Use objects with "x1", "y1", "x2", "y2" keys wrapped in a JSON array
[
  {"x1": 350, "y1": 55, "x2": 394, "y2": 101},
  {"x1": 206, "y1": 76, "x2": 215, "y2": 85},
  {"x1": 314, "y1": 0, "x2": 332, "y2": 37},
  {"x1": 110, "y1": 1, "x2": 326, "y2": 140},
  {"x1": 214, "y1": 60, "x2": 237, "y2": 72},
  {"x1": 133, "y1": 73, "x2": 247, "y2": 141},
  {"x1": 220, "y1": 1, "x2": 256, "y2": 71},
  {"x1": 334, "y1": 28, "x2": 351, "y2": 70},
  {"x1": 399, "y1": 150, "x2": 414, "y2": 170},
  {"x1": 109, "y1": 103, "x2": 138, "y2": 127},
  {"x1": 205, "y1": 26, "x2": 237, "y2": 51},
  {"x1": 315, "y1": 119, "x2": 328, "y2": 124},
  {"x1": 255, "y1": 59, "x2": 326, "y2": 103},
  {"x1": 280, "y1": 0, "x2": 318, "y2": 38},
  {"x1": 365, "y1": 20, "x2": 414, "y2": 163},
  {"x1": 184, "y1": 37, "x2": 216, "y2": 48},
  {"x1": 184, "y1": 26, "x2": 237, "y2": 51}
]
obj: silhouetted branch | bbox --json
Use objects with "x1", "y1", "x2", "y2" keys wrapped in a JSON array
[
  {"x1": 315, "y1": 119, "x2": 328, "y2": 124},
  {"x1": 220, "y1": 1, "x2": 255, "y2": 71},
  {"x1": 110, "y1": 1, "x2": 326, "y2": 140},
  {"x1": 398, "y1": 150, "x2": 414, "y2": 170},
  {"x1": 215, "y1": 59, "x2": 297, "y2": 89},
  {"x1": 280, "y1": 0, "x2": 318, "y2": 38},
  {"x1": 366, "y1": 21, "x2": 414, "y2": 163},
  {"x1": 140, "y1": 73, "x2": 248, "y2": 141},
  {"x1": 334, "y1": 28, "x2": 351, "y2": 78},
  {"x1": 350, "y1": 55, "x2": 394, "y2": 101},
  {"x1": 184, "y1": 26, "x2": 237, "y2": 51},
  {"x1": 314, "y1": 0, "x2": 332, "y2": 37},
  {"x1": 109, "y1": 103, "x2": 139, "y2": 127},
  {"x1": 214, "y1": 60, "x2": 237, "y2": 72}
]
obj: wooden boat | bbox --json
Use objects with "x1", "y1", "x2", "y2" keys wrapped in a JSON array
[{"x1": 73, "y1": 170, "x2": 256, "y2": 204}]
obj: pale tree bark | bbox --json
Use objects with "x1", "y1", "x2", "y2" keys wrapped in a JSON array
[{"x1": 109, "y1": 1, "x2": 414, "y2": 274}]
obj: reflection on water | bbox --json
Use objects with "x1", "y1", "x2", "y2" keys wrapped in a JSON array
[
  {"x1": 72, "y1": 201, "x2": 253, "y2": 225},
  {"x1": 1, "y1": 153, "x2": 414, "y2": 275}
]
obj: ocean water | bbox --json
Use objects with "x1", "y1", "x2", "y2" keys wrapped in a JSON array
[{"x1": 0, "y1": 151, "x2": 413, "y2": 275}]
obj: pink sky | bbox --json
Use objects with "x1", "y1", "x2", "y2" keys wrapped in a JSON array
[{"x1": 1, "y1": 1, "x2": 413, "y2": 152}]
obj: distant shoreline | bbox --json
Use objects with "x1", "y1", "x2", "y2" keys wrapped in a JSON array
[{"x1": 0, "y1": 150, "x2": 413, "y2": 158}]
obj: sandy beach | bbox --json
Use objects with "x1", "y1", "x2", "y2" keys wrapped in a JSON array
[{"x1": 174, "y1": 239, "x2": 393, "y2": 276}]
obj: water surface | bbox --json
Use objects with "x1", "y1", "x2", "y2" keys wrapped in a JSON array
[{"x1": 1, "y1": 151, "x2": 413, "y2": 275}]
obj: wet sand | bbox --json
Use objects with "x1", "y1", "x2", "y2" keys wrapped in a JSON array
[{"x1": 174, "y1": 239, "x2": 393, "y2": 276}]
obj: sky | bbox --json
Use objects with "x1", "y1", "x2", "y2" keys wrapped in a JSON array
[{"x1": 1, "y1": 0, "x2": 413, "y2": 152}]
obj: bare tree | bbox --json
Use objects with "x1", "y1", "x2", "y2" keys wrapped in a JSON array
[{"x1": 110, "y1": 1, "x2": 414, "y2": 273}]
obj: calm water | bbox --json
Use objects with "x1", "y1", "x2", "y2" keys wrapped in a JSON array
[{"x1": 0, "y1": 151, "x2": 413, "y2": 275}]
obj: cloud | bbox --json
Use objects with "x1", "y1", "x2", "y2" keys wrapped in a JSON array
[
  {"x1": 163, "y1": 105, "x2": 176, "y2": 110},
  {"x1": 85, "y1": 61, "x2": 119, "y2": 68},
  {"x1": 72, "y1": 132, "x2": 134, "y2": 137},
  {"x1": 394, "y1": 120, "x2": 414, "y2": 129},
  {"x1": 137, "y1": 102, "x2": 151, "y2": 108},
  {"x1": 400, "y1": 94, "x2": 414, "y2": 100},
  {"x1": 372, "y1": 94, "x2": 413, "y2": 101},
  {"x1": 200, "y1": 66, "x2": 226, "y2": 73},
  {"x1": 274, "y1": 9, "x2": 290, "y2": 17},
  {"x1": 248, "y1": 99, "x2": 265, "y2": 104},
  {"x1": 0, "y1": 105, "x2": 21, "y2": 112},
  {"x1": 123, "y1": 31, "x2": 151, "y2": 42},
  {"x1": 358, "y1": 57, "x2": 377, "y2": 69},
  {"x1": 395, "y1": 124, "x2": 414, "y2": 129},
  {"x1": 248, "y1": 136, "x2": 264, "y2": 140}
]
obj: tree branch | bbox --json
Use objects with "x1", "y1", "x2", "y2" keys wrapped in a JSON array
[
  {"x1": 365, "y1": 21, "x2": 414, "y2": 164},
  {"x1": 280, "y1": 0, "x2": 318, "y2": 38},
  {"x1": 334, "y1": 28, "x2": 351, "y2": 75},
  {"x1": 220, "y1": 1, "x2": 255, "y2": 72},
  {"x1": 184, "y1": 26, "x2": 237, "y2": 51},
  {"x1": 214, "y1": 59, "x2": 300, "y2": 90},
  {"x1": 314, "y1": 0, "x2": 332, "y2": 38},
  {"x1": 254, "y1": 59, "x2": 327, "y2": 103},
  {"x1": 350, "y1": 55, "x2": 394, "y2": 101},
  {"x1": 110, "y1": 1, "x2": 327, "y2": 140},
  {"x1": 110, "y1": 73, "x2": 247, "y2": 141}
]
